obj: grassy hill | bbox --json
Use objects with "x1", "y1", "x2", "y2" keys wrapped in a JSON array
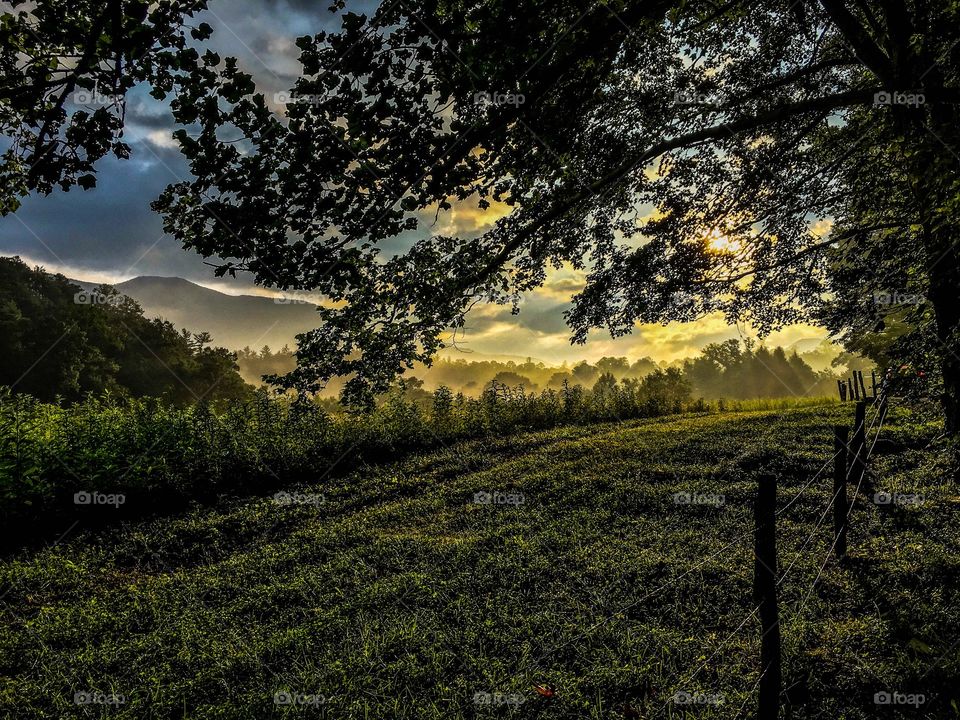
[{"x1": 1, "y1": 404, "x2": 956, "y2": 718}]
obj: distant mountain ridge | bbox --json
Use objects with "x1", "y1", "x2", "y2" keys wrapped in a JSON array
[
  {"x1": 67, "y1": 274, "x2": 831, "y2": 368},
  {"x1": 69, "y1": 275, "x2": 554, "y2": 364},
  {"x1": 74, "y1": 275, "x2": 320, "y2": 351}
]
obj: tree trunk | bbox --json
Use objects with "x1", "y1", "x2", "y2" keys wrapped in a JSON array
[
  {"x1": 918, "y1": 105, "x2": 960, "y2": 475},
  {"x1": 926, "y1": 235, "x2": 960, "y2": 437}
]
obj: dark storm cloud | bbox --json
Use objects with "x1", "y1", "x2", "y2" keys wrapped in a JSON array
[{"x1": 125, "y1": 100, "x2": 176, "y2": 131}]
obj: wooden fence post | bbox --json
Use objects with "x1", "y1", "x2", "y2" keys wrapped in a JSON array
[
  {"x1": 754, "y1": 473, "x2": 781, "y2": 720},
  {"x1": 837, "y1": 380, "x2": 846, "y2": 402},
  {"x1": 857, "y1": 371, "x2": 867, "y2": 400},
  {"x1": 833, "y1": 426, "x2": 850, "y2": 559}
]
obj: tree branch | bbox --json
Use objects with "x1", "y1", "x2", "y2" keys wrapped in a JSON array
[
  {"x1": 698, "y1": 221, "x2": 917, "y2": 285},
  {"x1": 818, "y1": 0, "x2": 896, "y2": 83},
  {"x1": 459, "y1": 88, "x2": 896, "y2": 291},
  {"x1": 28, "y1": 9, "x2": 112, "y2": 180}
]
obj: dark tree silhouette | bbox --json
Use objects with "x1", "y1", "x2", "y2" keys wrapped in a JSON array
[
  {"x1": 150, "y1": 2, "x2": 958, "y2": 430},
  {"x1": 0, "y1": 0, "x2": 212, "y2": 213}
]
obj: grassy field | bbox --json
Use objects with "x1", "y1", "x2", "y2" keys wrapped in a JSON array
[{"x1": 0, "y1": 402, "x2": 957, "y2": 718}]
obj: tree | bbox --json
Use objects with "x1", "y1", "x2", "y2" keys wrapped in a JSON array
[
  {"x1": 0, "y1": 0, "x2": 213, "y2": 214},
  {"x1": 591, "y1": 371, "x2": 619, "y2": 409},
  {"x1": 683, "y1": 340, "x2": 827, "y2": 399},
  {"x1": 571, "y1": 361, "x2": 599, "y2": 387},
  {"x1": 191, "y1": 331, "x2": 213, "y2": 350},
  {"x1": 596, "y1": 356, "x2": 630, "y2": 377},
  {"x1": 639, "y1": 367, "x2": 691, "y2": 414},
  {"x1": 489, "y1": 371, "x2": 537, "y2": 392},
  {"x1": 628, "y1": 357, "x2": 658, "y2": 378},
  {"x1": 702, "y1": 340, "x2": 744, "y2": 373},
  {"x1": 817, "y1": 206, "x2": 942, "y2": 399},
  {"x1": 156, "y1": 1, "x2": 960, "y2": 436},
  {"x1": 0, "y1": 256, "x2": 250, "y2": 405}
]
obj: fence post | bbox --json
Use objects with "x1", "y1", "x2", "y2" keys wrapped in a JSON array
[
  {"x1": 833, "y1": 426, "x2": 850, "y2": 559},
  {"x1": 754, "y1": 473, "x2": 781, "y2": 720},
  {"x1": 857, "y1": 371, "x2": 867, "y2": 400},
  {"x1": 871, "y1": 370, "x2": 877, "y2": 399},
  {"x1": 837, "y1": 380, "x2": 846, "y2": 402}
]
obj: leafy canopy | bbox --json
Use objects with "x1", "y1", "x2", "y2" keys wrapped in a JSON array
[
  {"x1": 153, "y1": 2, "x2": 959, "y2": 407},
  {"x1": 0, "y1": 0, "x2": 212, "y2": 214}
]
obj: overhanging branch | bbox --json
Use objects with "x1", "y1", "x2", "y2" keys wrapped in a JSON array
[{"x1": 458, "y1": 88, "x2": 913, "y2": 291}]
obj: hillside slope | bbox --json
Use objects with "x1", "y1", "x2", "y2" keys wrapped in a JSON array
[{"x1": 0, "y1": 405, "x2": 955, "y2": 719}]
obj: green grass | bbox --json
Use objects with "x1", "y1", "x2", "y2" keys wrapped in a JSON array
[{"x1": 1, "y1": 402, "x2": 957, "y2": 718}]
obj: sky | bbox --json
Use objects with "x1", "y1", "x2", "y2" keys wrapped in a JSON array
[{"x1": 0, "y1": 0, "x2": 829, "y2": 364}]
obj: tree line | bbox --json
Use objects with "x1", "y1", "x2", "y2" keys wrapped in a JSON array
[
  {"x1": 0, "y1": 257, "x2": 249, "y2": 405},
  {"x1": 241, "y1": 341, "x2": 841, "y2": 402}
]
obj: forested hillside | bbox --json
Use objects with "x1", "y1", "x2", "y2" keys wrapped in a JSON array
[{"x1": 0, "y1": 257, "x2": 250, "y2": 405}]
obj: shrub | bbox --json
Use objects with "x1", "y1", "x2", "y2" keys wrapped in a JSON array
[{"x1": 0, "y1": 374, "x2": 833, "y2": 545}]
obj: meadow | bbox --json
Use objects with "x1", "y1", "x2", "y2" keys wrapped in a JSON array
[
  {"x1": 4, "y1": 1, "x2": 960, "y2": 718},
  {"x1": 1, "y1": 401, "x2": 956, "y2": 718}
]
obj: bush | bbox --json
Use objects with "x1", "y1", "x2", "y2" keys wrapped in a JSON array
[{"x1": 0, "y1": 373, "x2": 835, "y2": 545}]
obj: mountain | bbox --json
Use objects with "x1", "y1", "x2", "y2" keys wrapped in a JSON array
[
  {"x1": 71, "y1": 275, "x2": 554, "y2": 363},
  {"x1": 76, "y1": 276, "x2": 320, "y2": 351}
]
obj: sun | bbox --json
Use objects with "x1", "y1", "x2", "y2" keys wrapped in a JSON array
[{"x1": 704, "y1": 227, "x2": 740, "y2": 253}]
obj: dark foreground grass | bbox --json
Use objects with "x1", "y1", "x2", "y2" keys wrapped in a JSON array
[{"x1": 1, "y1": 403, "x2": 957, "y2": 718}]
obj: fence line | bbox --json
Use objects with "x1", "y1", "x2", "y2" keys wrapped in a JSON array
[{"x1": 749, "y1": 371, "x2": 889, "y2": 716}]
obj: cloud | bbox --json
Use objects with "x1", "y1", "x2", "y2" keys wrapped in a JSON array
[
  {"x1": 125, "y1": 100, "x2": 175, "y2": 131},
  {"x1": 420, "y1": 197, "x2": 515, "y2": 237},
  {"x1": 448, "y1": 260, "x2": 830, "y2": 364},
  {"x1": 144, "y1": 130, "x2": 181, "y2": 151}
]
